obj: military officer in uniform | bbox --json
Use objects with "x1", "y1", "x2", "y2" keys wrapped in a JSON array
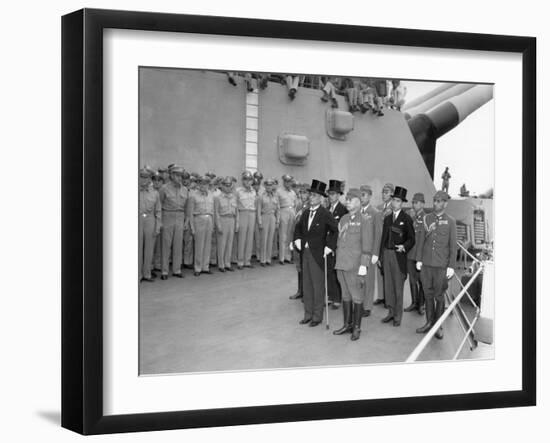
[
  {"x1": 188, "y1": 175, "x2": 215, "y2": 276},
  {"x1": 183, "y1": 173, "x2": 199, "y2": 269},
  {"x1": 326, "y1": 179, "x2": 348, "y2": 309},
  {"x1": 236, "y1": 171, "x2": 257, "y2": 269},
  {"x1": 214, "y1": 177, "x2": 238, "y2": 272},
  {"x1": 252, "y1": 171, "x2": 265, "y2": 261},
  {"x1": 333, "y1": 188, "x2": 374, "y2": 341},
  {"x1": 151, "y1": 171, "x2": 164, "y2": 274},
  {"x1": 415, "y1": 190, "x2": 457, "y2": 340},
  {"x1": 159, "y1": 165, "x2": 188, "y2": 279},
  {"x1": 374, "y1": 182, "x2": 395, "y2": 306},
  {"x1": 257, "y1": 178, "x2": 280, "y2": 266},
  {"x1": 209, "y1": 176, "x2": 223, "y2": 268},
  {"x1": 359, "y1": 184, "x2": 382, "y2": 317},
  {"x1": 139, "y1": 168, "x2": 162, "y2": 282},
  {"x1": 293, "y1": 180, "x2": 338, "y2": 327},
  {"x1": 379, "y1": 186, "x2": 415, "y2": 326},
  {"x1": 277, "y1": 174, "x2": 298, "y2": 265},
  {"x1": 405, "y1": 192, "x2": 427, "y2": 315}
]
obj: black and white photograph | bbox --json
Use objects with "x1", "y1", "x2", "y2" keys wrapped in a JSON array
[{"x1": 138, "y1": 68, "x2": 495, "y2": 375}]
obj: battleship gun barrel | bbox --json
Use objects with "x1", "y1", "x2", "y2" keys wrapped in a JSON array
[{"x1": 408, "y1": 85, "x2": 494, "y2": 178}]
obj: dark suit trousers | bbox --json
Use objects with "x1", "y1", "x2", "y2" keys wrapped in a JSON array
[
  {"x1": 302, "y1": 248, "x2": 325, "y2": 322},
  {"x1": 407, "y1": 259, "x2": 424, "y2": 306},
  {"x1": 326, "y1": 254, "x2": 341, "y2": 303},
  {"x1": 383, "y1": 249, "x2": 406, "y2": 321}
]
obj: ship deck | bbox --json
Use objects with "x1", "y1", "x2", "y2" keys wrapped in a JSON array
[{"x1": 139, "y1": 261, "x2": 493, "y2": 375}]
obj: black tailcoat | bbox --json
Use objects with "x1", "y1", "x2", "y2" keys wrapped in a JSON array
[
  {"x1": 379, "y1": 210, "x2": 415, "y2": 275},
  {"x1": 294, "y1": 206, "x2": 338, "y2": 269}
]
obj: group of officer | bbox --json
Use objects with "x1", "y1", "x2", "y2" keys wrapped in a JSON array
[{"x1": 139, "y1": 165, "x2": 457, "y2": 343}]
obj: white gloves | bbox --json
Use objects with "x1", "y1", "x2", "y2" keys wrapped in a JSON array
[
  {"x1": 416, "y1": 261, "x2": 423, "y2": 271},
  {"x1": 323, "y1": 247, "x2": 333, "y2": 257},
  {"x1": 371, "y1": 255, "x2": 378, "y2": 265},
  {"x1": 446, "y1": 267, "x2": 455, "y2": 279},
  {"x1": 294, "y1": 239, "x2": 301, "y2": 251},
  {"x1": 358, "y1": 265, "x2": 367, "y2": 276},
  {"x1": 289, "y1": 242, "x2": 294, "y2": 252}
]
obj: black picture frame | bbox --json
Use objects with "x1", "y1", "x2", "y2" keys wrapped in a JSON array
[{"x1": 61, "y1": 8, "x2": 536, "y2": 435}]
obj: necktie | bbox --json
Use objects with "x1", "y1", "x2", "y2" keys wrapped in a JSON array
[{"x1": 308, "y1": 210, "x2": 316, "y2": 229}]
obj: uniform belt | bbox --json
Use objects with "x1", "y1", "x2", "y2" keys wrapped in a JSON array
[
  {"x1": 141, "y1": 212, "x2": 153, "y2": 217},
  {"x1": 194, "y1": 213, "x2": 212, "y2": 216},
  {"x1": 219, "y1": 214, "x2": 235, "y2": 218},
  {"x1": 238, "y1": 208, "x2": 256, "y2": 212},
  {"x1": 280, "y1": 206, "x2": 293, "y2": 209},
  {"x1": 163, "y1": 209, "x2": 185, "y2": 212}
]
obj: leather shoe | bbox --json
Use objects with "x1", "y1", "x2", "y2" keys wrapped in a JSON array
[
  {"x1": 160, "y1": 275, "x2": 168, "y2": 280},
  {"x1": 218, "y1": 268, "x2": 226, "y2": 273},
  {"x1": 435, "y1": 327, "x2": 444, "y2": 340},
  {"x1": 193, "y1": 272, "x2": 201, "y2": 277},
  {"x1": 237, "y1": 266, "x2": 243, "y2": 270},
  {"x1": 404, "y1": 303, "x2": 417, "y2": 312},
  {"x1": 362, "y1": 309, "x2": 371, "y2": 317},
  {"x1": 373, "y1": 298, "x2": 385, "y2": 305},
  {"x1": 309, "y1": 321, "x2": 320, "y2": 327},
  {"x1": 299, "y1": 318, "x2": 311, "y2": 325},
  {"x1": 225, "y1": 267, "x2": 234, "y2": 272},
  {"x1": 289, "y1": 293, "x2": 303, "y2": 300},
  {"x1": 202, "y1": 270, "x2": 213, "y2": 275},
  {"x1": 260, "y1": 263, "x2": 265, "y2": 267},
  {"x1": 279, "y1": 261, "x2": 285, "y2": 265},
  {"x1": 173, "y1": 273, "x2": 184, "y2": 278},
  {"x1": 244, "y1": 264, "x2": 254, "y2": 269},
  {"x1": 393, "y1": 320, "x2": 401, "y2": 327},
  {"x1": 381, "y1": 312, "x2": 394, "y2": 323},
  {"x1": 140, "y1": 277, "x2": 154, "y2": 282}
]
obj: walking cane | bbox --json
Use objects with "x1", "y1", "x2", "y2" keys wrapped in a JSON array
[{"x1": 324, "y1": 254, "x2": 330, "y2": 330}]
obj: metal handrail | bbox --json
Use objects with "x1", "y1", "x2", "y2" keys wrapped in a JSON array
[
  {"x1": 406, "y1": 264, "x2": 484, "y2": 362},
  {"x1": 457, "y1": 241, "x2": 483, "y2": 264}
]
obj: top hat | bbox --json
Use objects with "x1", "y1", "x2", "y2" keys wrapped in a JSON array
[
  {"x1": 328, "y1": 179, "x2": 344, "y2": 194},
  {"x1": 392, "y1": 186, "x2": 408, "y2": 202},
  {"x1": 308, "y1": 179, "x2": 328, "y2": 197}
]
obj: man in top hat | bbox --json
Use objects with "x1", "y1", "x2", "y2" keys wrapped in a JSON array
[
  {"x1": 358, "y1": 184, "x2": 382, "y2": 317},
  {"x1": 415, "y1": 191, "x2": 457, "y2": 340},
  {"x1": 373, "y1": 182, "x2": 395, "y2": 306},
  {"x1": 326, "y1": 179, "x2": 348, "y2": 309},
  {"x1": 214, "y1": 176, "x2": 238, "y2": 272},
  {"x1": 256, "y1": 178, "x2": 280, "y2": 266},
  {"x1": 379, "y1": 186, "x2": 415, "y2": 326},
  {"x1": 236, "y1": 170, "x2": 257, "y2": 269},
  {"x1": 293, "y1": 180, "x2": 338, "y2": 327},
  {"x1": 188, "y1": 175, "x2": 215, "y2": 276},
  {"x1": 333, "y1": 188, "x2": 374, "y2": 341},
  {"x1": 277, "y1": 174, "x2": 298, "y2": 265},
  {"x1": 405, "y1": 192, "x2": 427, "y2": 315},
  {"x1": 159, "y1": 165, "x2": 188, "y2": 279},
  {"x1": 139, "y1": 168, "x2": 162, "y2": 282},
  {"x1": 289, "y1": 182, "x2": 310, "y2": 300}
]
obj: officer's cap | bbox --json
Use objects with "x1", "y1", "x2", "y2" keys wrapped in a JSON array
[
  {"x1": 242, "y1": 170, "x2": 253, "y2": 180},
  {"x1": 222, "y1": 176, "x2": 233, "y2": 186},
  {"x1": 412, "y1": 192, "x2": 425, "y2": 203},
  {"x1": 382, "y1": 183, "x2": 395, "y2": 192},
  {"x1": 205, "y1": 171, "x2": 216, "y2": 179},
  {"x1": 359, "y1": 184, "x2": 372, "y2": 195},
  {"x1": 282, "y1": 174, "x2": 293, "y2": 182},
  {"x1": 253, "y1": 171, "x2": 263, "y2": 180},
  {"x1": 346, "y1": 188, "x2": 362, "y2": 201},
  {"x1": 199, "y1": 175, "x2": 211, "y2": 184},
  {"x1": 139, "y1": 168, "x2": 153, "y2": 178},
  {"x1": 433, "y1": 190, "x2": 449, "y2": 201}
]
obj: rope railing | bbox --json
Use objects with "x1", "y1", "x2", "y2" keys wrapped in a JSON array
[{"x1": 406, "y1": 264, "x2": 484, "y2": 363}]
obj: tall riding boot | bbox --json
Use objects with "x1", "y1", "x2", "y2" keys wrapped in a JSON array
[
  {"x1": 417, "y1": 283, "x2": 425, "y2": 315},
  {"x1": 333, "y1": 301, "x2": 353, "y2": 335},
  {"x1": 404, "y1": 280, "x2": 418, "y2": 312},
  {"x1": 289, "y1": 272, "x2": 303, "y2": 299},
  {"x1": 434, "y1": 299, "x2": 444, "y2": 339},
  {"x1": 416, "y1": 298, "x2": 434, "y2": 333},
  {"x1": 351, "y1": 303, "x2": 364, "y2": 341}
]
